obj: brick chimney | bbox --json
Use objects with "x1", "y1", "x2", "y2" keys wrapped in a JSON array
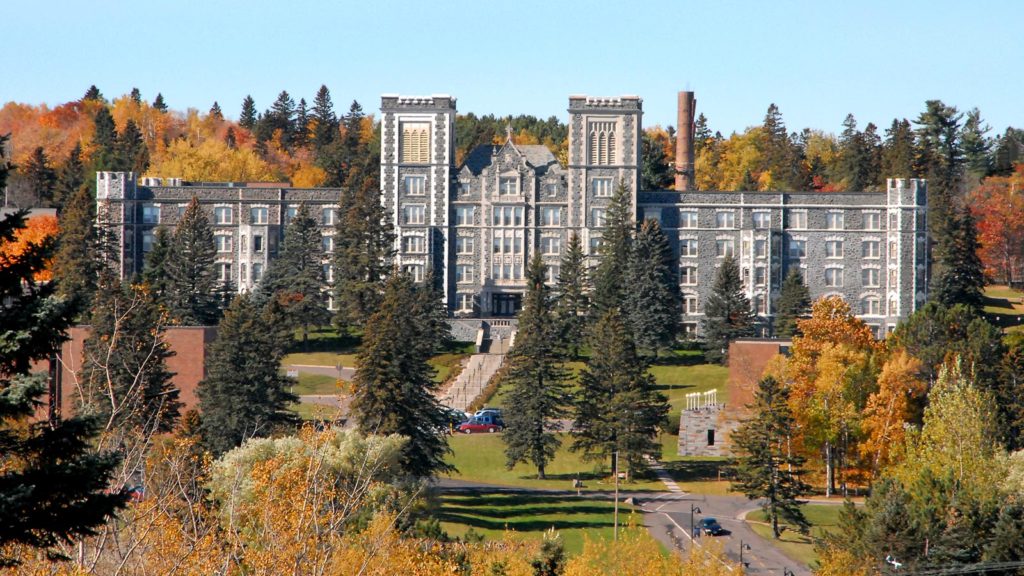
[{"x1": 675, "y1": 91, "x2": 696, "y2": 192}]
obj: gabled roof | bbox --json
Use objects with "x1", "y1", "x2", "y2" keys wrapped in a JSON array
[{"x1": 460, "y1": 142, "x2": 564, "y2": 178}]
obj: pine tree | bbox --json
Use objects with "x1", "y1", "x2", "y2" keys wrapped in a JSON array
[
  {"x1": 293, "y1": 97, "x2": 309, "y2": 149},
  {"x1": 82, "y1": 85, "x2": 104, "y2": 102},
  {"x1": 555, "y1": 232, "x2": 589, "y2": 358},
  {"x1": 312, "y1": 85, "x2": 338, "y2": 156},
  {"x1": 209, "y1": 101, "x2": 223, "y2": 121},
  {"x1": 701, "y1": 255, "x2": 754, "y2": 364},
  {"x1": 142, "y1": 226, "x2": 173, "y2": 299},
  {"x1": 239, "y1": 95, "x2": 257, "y2": 130},
  {"x1": 333, "y1": 178, "x2": 395, "y2": 328},
  {"x1": 760, "y1": 103, "x2": 798, "y2": 190},
  {"x1": 53, "y1": 142, "x2": 84, "y2": 210},
  {"x1": 91, "y1": 107, "x2": 118, "y2": 171},
  {"x1": 129, "y1": 87, "x2": 141, "y2": 104},
  {"x1": 21, "y1": 146, "x2": 56, "y2": 206},
  {"x1": 0, "y1": 133, "x2": 13, "y2": 192},
  {"x1": 731, "y1": 376, "x2": 811, "y2": 539},
  {"x1": 930, "y1": 206, "x2": 985, "y2": 310},
  {"x1": 117, "y1": 119, "x2": 149, "y2": 174},
  {"x1": 882, "y1": 118, "x2": 916, "y2": 179},
  {"x1": 693, "y1": 113, "x2": 712, "y2": 153},
  {"x1": 350, "y1": 273, "x2": 452, "y2": 478},
  {"x1": 624, "y1": 219, "x2": 680, "y2": 356},
  {"x1": 739, "y1": 169, "x2": 758, "y2": 191},
  {"x1": 164, "y1": 197, "x2": 219, "y2": 325},
  {"x1": 224, "y1": 126, "x2": 237, "y2": 149},
  {"x1": 591, "y1": 181, "x2": 634, "y2": 314},
  {"x1": 774, "y1": 268, "x2": 811, "y2": 338},
  {"x1": 79, "y1": 279, "x2": 180, "y2": 434},
  {"x1": 342, "y1": 100, "x2": 366, "y2": 160},
  {"x1": 51, "y1": 184, "x2": 99, "y2": 310},
  {"x1": 260, "y1": 204, "x2": 329, "y2": 346},
  {"x1": 268, "y1": 90, "x2": 296, "y2": 150},
  {"x1": 640, "y1": 132, "x2": 672, "y2": 190},
  {"x1": 198, "y1": 294, "x2": 297, "y2": 456},
  {"x1": 915, "y1": 100, "x2": 964, "y2": 239},
  {"x1": 571, "y1": 309, "x2": 668, "y2": 480},
  {"x1": 503, "y1": 255, "x2": 571, "y2": 479},
  {"x1": 151, "y1": 93, "x2": 167, "y2": 112},
  {"x1": 0, "y1": 209, "x2": 125, "y2": 566},
  {"x1": 961, "y1": 108, "x2": 992, "y2": 180}
]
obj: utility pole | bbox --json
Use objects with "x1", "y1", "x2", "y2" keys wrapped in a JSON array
[{"x1": 613, "y1": 451, "x2": 619, "y2": 541}]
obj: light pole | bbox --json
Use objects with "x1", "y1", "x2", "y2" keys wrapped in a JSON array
[
  {"x1": 739, "y1": 540, "x2": 751, "y2": 568},
  {"x1": 613, "y1": 451, "x2": 619, "y2": 541},
  {"x1": 690, "y1": 503, "x2": 701, "y2": 545}
]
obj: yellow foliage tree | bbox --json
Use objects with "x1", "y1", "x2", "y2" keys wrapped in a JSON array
[
  {"x1": 146, "y1": 138, "x2": 278, "y2": 182},
  {"x1": 861, "y1": 349, "x2": 926, "y2": 473},
  {"x1": 563, "y1": 525, "x2": 738, "y2": 576},
  {"x1": 291, "y1": 163, "x2": 328, "y2": 187}
]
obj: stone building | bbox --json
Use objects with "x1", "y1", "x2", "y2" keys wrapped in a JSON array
[{"x1": 96, "y1": 90, "x2": 929, "y2": 335}]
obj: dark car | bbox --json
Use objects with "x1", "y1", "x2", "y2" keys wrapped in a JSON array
[
  {"x1": 442, "y1": 408, "x2": 469, "y2": 433},
  {"x1": 457, "y1": 413, "x2": 504, "y2": 434},
  {"x1": 699, "y1": 517, "x2": 727, "y2": 536}
]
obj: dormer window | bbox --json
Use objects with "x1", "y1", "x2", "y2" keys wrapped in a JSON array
[{"x1": 499, "y1": 176, "x2": 517, "y2": 196}]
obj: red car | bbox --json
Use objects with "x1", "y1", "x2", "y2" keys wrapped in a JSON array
[{"x1": 456, "y1": 413, "x2": 504, "y2": 434}]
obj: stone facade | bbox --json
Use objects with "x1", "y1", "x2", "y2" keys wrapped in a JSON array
[{"x1": 678, "y1": 404, "x2": 732, "y2": 457}]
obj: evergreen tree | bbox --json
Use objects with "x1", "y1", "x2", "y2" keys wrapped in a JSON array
[
  {"x1": 739, "y1": 168, "x2": 758, "y2": 191},
  {"x1": 693, "y1": 113, "x2": 712, "y2": 153},
  {"x1": 991, "y1": 127, "x2": 1024, "y2": 175},
  {"x1": 116, "y1": 119, "x2": 149, "y2": 174},
  {"x1": 79, "y1": 279, "x2": 180, "y2": 434},
  {"x1": 929, "y1": 206, "x2": 985, "y2": 310},
  {"x1": 915, "y1": 100, "x2": 964, "y2": 238},
  {"x1": 268, "y1": 90, "x2": 296, "y2": 150},
  {"x1": 342, "y1": 100, "x2": 366, "y2": 160},
  {"x1": 142, "y1": 226, "x2": 173, "y2": 299},
  {"x1": 640, "y1": 132, "x2": 672, "y2": 190},
  {"x1": 961, "y1": 107, "x2": 992, "y2": 180},
  {"x1": 91, "y1": 107, "x2": 118, "y2": 171},
  {"x1": 51, "y1": 184, "x2": 99, "y2": 310},
  {"x1": 882, "y1": 118, "x2": 916, "y2": 179},
  {"x1": 312, "y1": 85, "x2": 338, "y2": 155},
  {"x1": 570, "y1": 309, "x2": 668, "y2": 480},
  {"x1": 350, "y1": 273, "x2": 452, "y2": 478},
  {"x1": 224, "y1": 126, "x2": 237, "y2": 149},
  {"x1": 260, "y1": 204, "x2": 329, "y2": 346},
  {"x1": 701, "y1": 255, "x2": 754, "y2": 364},
  {"x1": 760, "y1": 103, "x2": 799, "y2": 190},
  {"x1": 624, "y1": 219, "x2": 680, "y2": 355},
  {"x1": 198, "y1": 294, "x2": 297, "y2": 456},
  {"x1": 0, "y1": 133, "x2": 13, "y2": 193},
  {"x1": 731, "y1": 376, "x2": 811, "y2": 539},
  {"x1": 239, "y1": 95, "x2": 257, "y2": 130},
  {"x1": 151, "y1": 93, "x2": 167, "y2": 112},
  {"x1": 293, "y1": 97, "x2": 309, "y2": 149},
  {"x1": 129, "y1": 87, "x2": 141, "y2": 104},
  {"x1": 21, "y1": 146, "x2": 56, "y2": 206},
  {"x1": 774, "y1": 268, "x2": 811, "y2": 338},
  {"x1": 208, "y1": 101, "x2": 223, "y2": 121},
  {"x1": 53, "y1": 142, "x2": 84, "y2": 210},
  {"x1": 164, "y1": 197, "x2": 219, "y2": 325},
  {"x1": 0, "y1": 209, "x2": 125, "y2": 566},
  {"x1": 503, "y1": 255, "x2": 571, "y2": 479},
  {"x1": 591, "y1": 181, "x2": 634, "y2": 314},
  {"x1": 554, "y1": 232, "x2": 589, "y2": 358},
  {"x1": 333, "y1": 178, "x2": 395, "y2": 328},
  {"x1": 82, "y1": 85, "x2": 104, "y2": 102}
]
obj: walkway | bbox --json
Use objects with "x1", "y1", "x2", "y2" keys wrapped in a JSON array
[{"x1": 438, "y1": 353, "x2": 505, "y2": 412}]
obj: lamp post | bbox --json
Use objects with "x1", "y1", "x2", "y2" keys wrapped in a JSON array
[
  {"x1": 739, "y1": 541, "x2": 751, "y2": 568},
  {"x1": 690, "y1": 503, "x2": 701, "y2": 545},
  {"x1": 613, "y1": 451, "x2": 619, "y2": 541}
]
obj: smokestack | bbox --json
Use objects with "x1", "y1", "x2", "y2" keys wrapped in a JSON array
[{"x1": 675, "y1": 91, "x2": 696, "y2": 192}]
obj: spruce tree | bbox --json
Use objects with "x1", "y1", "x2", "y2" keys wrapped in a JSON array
[
  {"x1": 82, "y1": 85, "x2": 103, "y2": 102},
  {"x1": 774, "y1": 268, "x2": 811, "y2": 338},
  {"x1": 53, "y1": 142, "x2": 84, "y2": 210},
  {"x1": 731, "y1": 376, "x2": 811, "y2": 539},
  {"x1": 79, "y1": 279, "x2": 180, "y2": 434},
  {"x1": 882, "y1": 118, "x2": 916, "y2": 179},
  {"x1": 142, "y1": 226, "x2": 173, "y2": 299},
  {"x1": 503, "y1": 255, "x2": 571, "y2": 479},
  {"x1": 0, "y1": 133, "x2": 13, "y2": 193},
  {"x1": 333, "y1": 178, "x2": 395, "y2": 328},
  {"x1": 554, "y1": 232, "x2": 589, "y2": 358},
  {"x1": 164, "y1": 197, "x2": 219, "y2": 325},
  {"x1": 760, "y1": 103, "x2": 798, "y2": 190},
  {"x1": 129, "y1": 87, "x2": 141, "y2": 104},
  {"x1": 693, "y1": 113, "x2": 712, "y2": 153},
  {"x1": 116, "y1": 119, "x2": 149, "y2": 174},
  {"x1": 312, "y1": 85, "x2": 338, "y2": 156},
  {"x1": 224, "y1": 126, "x2": 237, "y2": 149},
  {"x1": 930, "y1": 206, "x2": 985, "y2": 310},
  {"x1": 624, "y1": 219, "x2": 680, "y2": 356},
  {"x1": 209, "y1": 101, "x2": 223, "y2": 121},
  {"x1": 570, "y1": 309, "x2": 668, "y2": 480},
  {"x1": 640, "y1": 132, "x2": 672, "y2": 190},
  {"x1": 21, "y1": 146, "x2": 56, "y2": 206},
  {"x1": 350, "y1": 273, "x2": 452, "y2": 478},
  {"x1": 0, "y1": 210, "x2": 125, "y2": 566},
  {"x1": 239, "y1": 95, "x2": 257, "y2": 130},
  {"x1": 51, "y1": 184, "x2": 99, "y2": 310},
  {"x1": 151, "y1": 93, "x2": 167, "y2": 112},
  {"x1": 268, "y1": 90, "x2": 296, "y2": 149},
  {"x1": 739, "y1": 169, "x2": 758, "y2": 191},
  {"x1": 701, "y1": 255, "x2": 754, "y2": 364},
  {"x1": 591, "y1": 181, "x2": 634, "y2": 314},
  {"x1": 293, "y1": 98, "x2": 309, "y2": 149},
  {"x1": 198, "y1": 293, "x2": 296, "y2": 456},
  {"x1": 91, "y1": 107, "x2": 118, "y2": 171},
  {"x1": 260, "y1": 204, "x2": 328, "y2": 346},
  {"x1": 342, "y1": 100, "x2": 366, "y2": 160},
  {"x1": 961, "y1": 108, "x2": 992, "y2": 180}
]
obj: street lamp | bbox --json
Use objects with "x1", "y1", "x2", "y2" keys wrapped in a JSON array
[
  {"x1": 690, "y1": 503, "x2": 702, "y2": 542},
  {"x1": 613, "y1": 451, "x2": 620, "y2": 541},
  {"x1": 739, "y1": 541, "x2": 751, "y2": 568}
]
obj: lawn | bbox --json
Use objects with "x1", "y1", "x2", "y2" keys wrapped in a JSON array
[
  {"x1": 288, "y1": 372, "x2": 340, "y2": 395},
  {"x1": 983, "y1": 285, "x2": 1024, "y2": 332},
  {"x1": 439, "y1": 489, "x2": 641, "y2": 555},
  {"x1": 746, "y1": 503, "x2": 842, "y2": 567},
  {"x1": 289, "y1": 401, "x2": 341, "y2": 421},
  {"x1": 283, "y1": 351, "x2": 359, "y2": 367}
]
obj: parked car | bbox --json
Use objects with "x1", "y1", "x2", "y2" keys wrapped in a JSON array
[
  {"x1": 441, "y1": 407, "x2": 470, "y2": 433},
  {"x1": 473, "y1": 407, "x2": 503, "y2": 419},
  {"x1": 699, "y1": 517, "x2": 727, "y2": 536},
  {"x1": 457, "y1": 413, "x2": 504, "y2": 434}
]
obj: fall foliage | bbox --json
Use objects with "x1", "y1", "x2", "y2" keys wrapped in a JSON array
[{"x1": 0, "y1": 214, "x2": 57, "y2": 280}]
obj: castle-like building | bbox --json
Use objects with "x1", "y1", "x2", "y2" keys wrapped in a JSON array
[{"x1": 96, "y1": 91, "x2": 929, "y2": 337}]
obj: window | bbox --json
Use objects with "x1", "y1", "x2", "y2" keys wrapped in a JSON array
[
  {"x1": 215, "y1": 206, "x2": 233, "y2": 225},
  {"x1": 889, "y1": 241, "x2": 898, "y2": 258},
  {"x1": 405, "y1": 205, "x2": 425, "y2": 225},
  {"x1": 592, "y1": 177, "x2": 613, "y2": 197},
  {"x1": 540, "y1": 206, "x2": 561, "y2": 227},
  {"x1": 680, "y1": 211, "x2": 698, "y2": 229},
  {"x1": 492, "y1": 206, "x2": 524, "y2": 227},
  {"x1": 142, "y1": 204, "x2": 160, "y2": 224},
  {"x1": 716, "y1": 239, "x2": 735, "y2": 258},
  {"x1": 680, "y1": 239, "x2": 698, "y2": 257},
  {"x1": 889, "y1": 297, "x2": 898, "y2": 315},
  {"x1": 540, "y1": 236, "x2": 561, "y2": 255},
  {"x1": 544, "y1": 265, "x2": 560, "y2": 284},
  {"x1": 250, "y1": 207, "x2": 268, "y2": 225},
  {"x1": 403, "y1": 235, "x2": 425, "y2": 253},
  {"x1": 177, "y1": 204, "x2": 187, "y2": 217},
  {"x1": 707, "y1": 429, "x2": 716, "y2": 446},
  {"x1": 826, "y1": 240, "x2": 844, "y2": 258},
  {"x1": 322, "y1": 236, "x2": 334, "y2": 253},
  {"x1": 589, "y1": 237, "x2": 603, "y2": 254},
  {"x1": 490, "y1": 261, "x2": 522, "y2": 281},
  {"x1": 788, "y1": 211, "x2": 807, "y2": 229},
  {"x1": 456, "y1": 236, "x2": 474, "y2": 254},
  {"x1": 457, "y1": 183, "x2": 470, "y2": 196},
  {"x1": 889, "y1": 212, "x2": 899, "y2": 229},
  {"x1": 862, "y1": 240, "x2": 880, "y2": 259},
  {"x1": 456, "y1": 265, "x2": 474, "y2": 283},
  {"x1": 753, "y1": 212, "x2": 771, "y2": 229},
  {"x1": 681, "y1": 266, "x2": 698, "y2": 286},
  {"x1": 588, "y1": 121, "x2": 616, "y2": 165},
  {"x1": 241, "y1": 263, "x2": 247, "y2": 282},
  {"x1": 253, "y1": 235, "x2": 264, "y2": 253},
  {"x1": 684, "y1": 294, "x2": 699, "y2": 314},
  {"x1": 492, "y1": 230, "x2": 523, "y2": 255},
  {"x1": 142, "y1": 231, "x2": 155, "y2": 252},
  {"x1": 316, "y1": 208, "x2": 333, "y2": 226},
  {"x1": 716, "y1": 211, "x2": 735, "y2": 229},
  {"x1": 457, "y1": 294, "x2": 474, "y2": 312},
  {"x1": 217, "y1": 262, "x2": 232, "y2": 282},
  {"x1": 455, "y1": 206, "x2": 475, "y2": 226},
  {"x1": 861, "y1": 297, "x2": 880, "y2": 316},
  {"x1": 592, "y1": 208, "x2": 607, "y2": 227},
  {"x1": 252, "y1": 263, "x2": 264, "y2": 283},
  {"x1": 286, "y1": 206, "x2": 298, "y2": 221},
  {"x1": 400, "y1": 122, "x2": 430, "y2": 163},
  {"x1": 755, "y1": 267, "x2": 767, "y2": 286},
  {"x1": 403, "y1": 175, "x2": 426, "y2": 196},
  {"x1": 499, "y1": 176, "x2": 517, "y2": 196},
  {"x1": 825, "y1": 268, "x2": 843, "y2": 287},
  {"x1": 215, "y1": 235, "x2": 232, "y2": 253},
  {"x1": 863, "y1": 212, "x2": 881, "y2": 230},
  {"x1": 862, "y1": 268, "x2": 880, "y2": 288},
  {"x1": 889, "y1": 268, "x2": 898, "y2": 286},
  {"x1": 788, "y1": 239, "x2": 806, "y2": 258},
  {"x1": 545, "y1": 183, "x2": 559, "y2": 197},
  {"x1": 322, "y1": 264, "x2": 334, "y2": 283},
  {"x1": 826, "y1": 211, "x2": 845, "y2": 230},
  {"x1": 404, "y1": 264, "x2": 424, "y2": 282},
  {"x1": 754, "y1": 239, "x2": 768, "y2": 258}
]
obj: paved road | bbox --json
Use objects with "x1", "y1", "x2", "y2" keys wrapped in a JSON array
[{"x1": 284, "y1": 364, "x2": 355, "y2": 380}]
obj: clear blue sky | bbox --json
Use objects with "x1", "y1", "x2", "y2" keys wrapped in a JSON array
[{"x1": 3, "y1": 0, "x2": 1020, "y2": 137}]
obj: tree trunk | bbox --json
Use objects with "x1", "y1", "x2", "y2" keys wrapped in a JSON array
[
  {"x1": 538, "y1": 464, "x2": 545, "y2": 480},
  {"x1": 825, "y1": 441, "x2": 833, "y2": 499}
]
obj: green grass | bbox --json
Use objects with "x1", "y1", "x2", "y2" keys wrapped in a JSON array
[
  {"x1": 283, "y1": 351, "x2": 359, "y2": 367},
  {"x1": 983, "y1": 285, "x2": 1024, "y2": 332},
  {"x1": 440, "y1": 490, "x2": 640, "y2": 555},
  {"x1": 746, "y1": 504, "x2": 842, "y2": 567},
  {"x1": 288, "y1": 372, "x2": 340, "y2": 395},
  {"x1": 289, "y1": 401, "x2": 341, "y2": 421}
]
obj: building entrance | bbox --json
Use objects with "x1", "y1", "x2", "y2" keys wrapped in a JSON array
[{"x1": 492, "y1": 294, "x2": 522, "y2": 316}]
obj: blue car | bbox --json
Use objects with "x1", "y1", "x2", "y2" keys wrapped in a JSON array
[{"x1": 699, "y1": 517, "x2": 726, "y2": 536}]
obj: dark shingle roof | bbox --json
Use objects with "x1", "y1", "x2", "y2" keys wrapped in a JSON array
[{"x1": 461, "y1": 143, "x2": 564, "y2": 177}]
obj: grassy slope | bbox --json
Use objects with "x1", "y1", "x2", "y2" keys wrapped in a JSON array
[
  {"x1": 983, "y1": 285, "x2": 1024, "y2": 333},
  {"x1": 746, "y1": 504, "x2": 842, "y2": 567}
]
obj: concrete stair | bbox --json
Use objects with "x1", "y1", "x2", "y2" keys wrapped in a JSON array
[{"x1": 439, "y1": 353, "x2": 505, "y2": 412}]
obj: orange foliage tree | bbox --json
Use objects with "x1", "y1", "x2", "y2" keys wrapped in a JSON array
[
  {"x1": 969, "y1": 163, "x2": 1024, "y2": 284},
  {"x1": 0, "y1": 214, "x2": 58, "y2": 280}
]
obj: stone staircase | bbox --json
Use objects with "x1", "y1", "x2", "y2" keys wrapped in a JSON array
[{"x1": 439, "y1": 321, "x2": 516, "y2": 412}]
